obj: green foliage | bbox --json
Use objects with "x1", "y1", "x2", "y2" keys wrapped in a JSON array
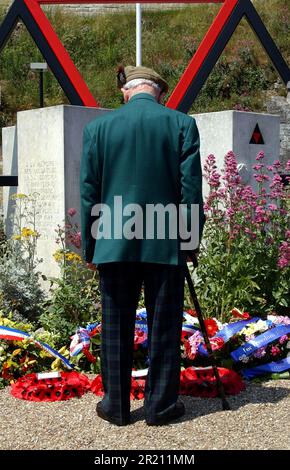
[
  {"x1": 39, "y1": 269, "x2": 101, "y2": 348},
  {"x1": 0, "y1": 314, "x2": 61, "y2": 388},
  {"x1": 0, "y1": 194, "x2": 46, "y2": 322},
  {"x1": 39, "y1": 213, "x2": 101, "y2": 346},
  {"x1": 195, "y1": 152, "x2": 290, "y2": 322}
]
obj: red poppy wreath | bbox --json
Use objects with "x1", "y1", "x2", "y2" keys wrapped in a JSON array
[
  {"x1": 90, "y1": 367, "x2": 245, "y2": 400},
  {"x1": 10, "y1": 371, "x2": 91, "y2": 402},
  {"x1": 179, "y1": 367, "x2": 245, "y2": 398}
]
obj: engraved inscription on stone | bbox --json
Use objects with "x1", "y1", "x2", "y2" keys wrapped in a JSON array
[{"x1": 22, "y1": 160, "x2": 63, "y2": 241}]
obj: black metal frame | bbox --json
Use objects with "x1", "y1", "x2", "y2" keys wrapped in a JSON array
[
  {"x1": 0, "y1": 0, "x2": 83, "y2": 105},
  {"x1": 178, "y1": 0, "x2": 290, "y2": 113}
]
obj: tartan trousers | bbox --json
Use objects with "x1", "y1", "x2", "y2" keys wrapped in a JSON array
[{"x1": 98, "y1": 262, "x2": 185, "y2": 423}]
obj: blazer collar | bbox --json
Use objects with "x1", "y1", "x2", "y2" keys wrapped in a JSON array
[{"x1": 127, "y1": 92, "x2": 158, "y2": 104}]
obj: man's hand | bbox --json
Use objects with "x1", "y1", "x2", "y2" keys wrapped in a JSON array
[{"x1": 86, "y1": 262, "x2": 97, "y2": 271}]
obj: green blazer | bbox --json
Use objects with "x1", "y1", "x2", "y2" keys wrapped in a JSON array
[{"x1": 80, "y1": 92, "x2": 204, "y2": 266}]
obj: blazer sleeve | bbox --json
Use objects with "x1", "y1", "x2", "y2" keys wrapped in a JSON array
[
  {"x1": 179, "y1": 117, "x2": 205, "y2": 248},
  {"x1": 80, "y1": 125, "x2": 101, "y2": 263}
]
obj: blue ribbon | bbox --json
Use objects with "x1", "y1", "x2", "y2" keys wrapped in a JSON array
[
  {"x1": 135, "y1": 309, "x2": 148, "y2": 334},
  {"x1": 231, "y1": 325, "x2": 290, "y2": 362},
  {"x1": 0, "y1": 325, "x2": 74, "y2": 370},
  {"x1": 198, "y1": 317, "x2": 260, "y2": 355},
  {"x1": 242, "y1": 356, "x2": 290, "y2": 379},
  {"x1": 216, "y1": 318, "x2": 260, "y2": 342},
  {"x1": 135, "y1": 320, "x2": 148, "y2": 333}
]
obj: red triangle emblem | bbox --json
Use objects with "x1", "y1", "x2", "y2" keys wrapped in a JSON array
[{"x1": 250, "y1": 124, "x2": 264, "y2": 145}]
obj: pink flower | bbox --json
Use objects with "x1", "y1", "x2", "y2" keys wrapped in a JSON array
[
  {"x1": 73, "y1": 232, "x2": 82, "y2": 249},
  {"x1": 256, "y1": 151, "x2": 265, "y2": 161},
  {"x1": 255, "y1": 205, "x2": 265, "y2": 214},
  {"x1": 270, "y1": 346, "x2": 280, "y2": 356},
  {"x1": 278, "y1": 257, "x2": 289, "y2": 269},
  {"x1": 254, "y1": 347, "x2": 266, "y2": 359},
  {"x1": 279, "y1": 335, "x2": 289, "y2": 345},
  {"x1": 207, "y1": 154, "x2": 216, "y2": 163},
  {"x1": 253, "y1": 174, "x2": 264, "y2": 183},
  {"x1": 270, "y1": 174, "x2": 283, "y2": 188},
  {"x1": 209, "y1": 337, "x2": 225, "y2": 351},
  {"x1": 68, "y1": 208, "x2": 77, "y2": 217},
  {"x1": 268, "y1": 204, "x2": 277, "y2": 211},
  {"x1": 269, "y1": 316, "x2": 290, "y2": 326},
  {"x1": 277, "y1": 241, "x2": 290, "y2": 269},
  {"x1": 252, "y1": 164, "x2": 264, "y2": 171},
  {"x1": 253, "y1": 174, "x2": 269, "y2": 183},
  {"x1": 226, "y1": 208, "x2": 235, "y2": 217},
  {"x1": 184, "y1": 331, "x2": 203, "y2": 360},
  {"x1": 209, "y1": 170, "x2": 221, "y2": 188}
]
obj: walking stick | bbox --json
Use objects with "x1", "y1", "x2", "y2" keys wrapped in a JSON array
[{"x1": 185, "y1": 253, "x2": 231, "y2": 410}]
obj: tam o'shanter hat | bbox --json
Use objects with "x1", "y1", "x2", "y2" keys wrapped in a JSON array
[{"x1": 117, "y1": 64, "x2": 169, "y2": 94}]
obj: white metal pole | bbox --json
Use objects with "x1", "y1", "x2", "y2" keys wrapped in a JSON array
[{"x1": 136, "y1": 3, "x2": 142, "y2": 66}]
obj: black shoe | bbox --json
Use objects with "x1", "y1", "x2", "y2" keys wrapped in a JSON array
[
  {"x1": 146, "y1": 402, "x2": 185, "y2": 426},
  {"x1": 96, "y1": 402, "x2": 131, "y2": 426}
]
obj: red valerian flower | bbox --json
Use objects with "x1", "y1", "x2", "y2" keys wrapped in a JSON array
[
  {"x1": 231, "y1": 308, "x2": 251, "y2": 320},
  {"x1": 204, "y1": 319, "x2": 219, "y2": 337}
]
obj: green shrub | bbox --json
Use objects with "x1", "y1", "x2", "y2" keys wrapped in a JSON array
[{"x1": 0, "y1": 194, "x2": 46, "y2": 322}]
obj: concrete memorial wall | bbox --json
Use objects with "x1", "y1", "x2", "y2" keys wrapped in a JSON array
[
  {"x1": 2, "y1": 105, "x2": 110, "y2": 279},
  {"x1": 191, "y1": 110, "x2": 280, "y2": 198}
]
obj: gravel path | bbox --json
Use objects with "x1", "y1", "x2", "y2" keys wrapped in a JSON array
[{"x1": 0, "y1": 380, "x2": 289, "y2": 450}]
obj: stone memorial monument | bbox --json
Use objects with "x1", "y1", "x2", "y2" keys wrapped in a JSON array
[
  {"x1": 2, "y1": 104, "x2": 110, "y2": 280},
  {"x1": 191, "y1": 110, "x2": 280, "y2": 198}
]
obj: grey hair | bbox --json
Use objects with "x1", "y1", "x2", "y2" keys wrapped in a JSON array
[{"x1": 123, "y1": 78, "x2": 161, "y2": 92}]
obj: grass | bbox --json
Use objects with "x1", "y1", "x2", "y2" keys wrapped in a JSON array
[{"x1": 0, "y1": 0, "x2": 289, "y2": 133}]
